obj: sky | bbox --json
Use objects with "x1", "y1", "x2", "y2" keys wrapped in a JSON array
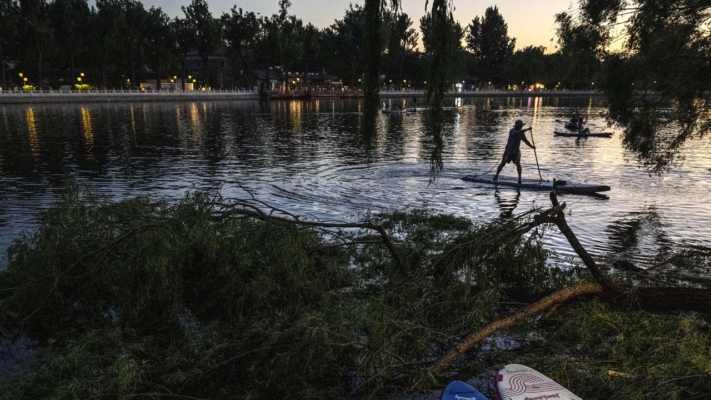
[{"x1": 101, "y1": 0, "x2": 579, "y2": 51}]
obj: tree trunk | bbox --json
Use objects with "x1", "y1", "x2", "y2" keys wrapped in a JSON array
[
  {"x1": 203, "y1": 55, "x2": 209, "y2": 89},
  {"x1": 38, "y1": 48, "x2": 43, "y2": 89},
  {"x1": 131, "y1": 64, "x2": 136, "y2": 90},
  {"x1": 181, "y1": 58, "x2": 186, "y2": 91},
  {"x1": 0, "y1": 42, "x2": 6, "y2": 90},
  {"x1": 70, "y1": 54, "x2": 75, "y2": 87},
  {"x1": 431, "y1": 282, "x2": 604, "y2": 373}
]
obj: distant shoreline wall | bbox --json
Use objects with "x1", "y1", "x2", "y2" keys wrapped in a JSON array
[{"x1": 0, "y1": 90, "x2": 601, "y2": 104}]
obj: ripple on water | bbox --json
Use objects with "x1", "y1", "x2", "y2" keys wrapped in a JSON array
[{"x1": 0, "y1": 98, "x2": 709, "y2": 267}]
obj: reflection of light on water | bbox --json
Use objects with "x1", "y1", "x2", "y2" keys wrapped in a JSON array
[
  {"x1": 402, "y1": 119, "x2": 421, "y2": 161},
  {"x1": 289, "y1": 101, "x2": 302, "y2": 135},
  {"x1": 532, "y1": 97, "x2": 541, "y2": 127},
  {"x1": 26, "y1": 108, "x2": 39, "y2": 158},
  {"x1": 587, "y1": 98, "x2": 593, "y2": 116},
  {"x1": 130, "y1": 106, "x2": 137, "y2": 137},
  {"x1": 81, "y1": 107, "x2": 94, "y2": 159},
  {"x1": 175, "y1": 105, "x2": 186, "y2": 149},
  {"x1": 453, "y1": 113, "x2": 468, "y2": 161},
  {"x1": 190, "y1": 103, "x2": 201, "y2": 143},
  {"x1": 315, "y1": 100, "x2": 320, "y2": 113}
]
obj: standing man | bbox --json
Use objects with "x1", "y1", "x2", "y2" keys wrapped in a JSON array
[{"x1": 493, "y1": 120, "x2": 535, "y2": 184}]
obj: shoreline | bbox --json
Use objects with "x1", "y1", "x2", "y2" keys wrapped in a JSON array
[{"x1": 0, "y1": 90, "x2": 600, "y2": 104}]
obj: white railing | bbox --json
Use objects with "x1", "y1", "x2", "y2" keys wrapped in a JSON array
[
  {"x1": 0, "y1": 89, "x2": 260, "y2": 96},
  {"x1": 379, "y1": 89, "x2": 598, "y2": 95}
]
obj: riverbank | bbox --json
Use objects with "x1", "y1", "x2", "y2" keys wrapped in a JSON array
[{"x1": 0, "y1": 89, "x2": 600, "y2": 104}]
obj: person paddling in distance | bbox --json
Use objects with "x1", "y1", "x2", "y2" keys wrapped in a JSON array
[{"x1": 493, "y1": 120, "x2": 535, "y2": 184}]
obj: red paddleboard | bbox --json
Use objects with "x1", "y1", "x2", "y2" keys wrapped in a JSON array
[{"x1": 496, "y1": 364, "x2": 582, "y2": 400}]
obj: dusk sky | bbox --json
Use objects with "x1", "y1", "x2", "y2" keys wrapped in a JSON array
[{"x1": 105, "y1": 0, "x2": 579, "y2": 51}]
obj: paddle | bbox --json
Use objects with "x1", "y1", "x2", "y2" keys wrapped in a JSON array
[{"x1": 530, "y1": 129, "x2": 543, "y2": 182}]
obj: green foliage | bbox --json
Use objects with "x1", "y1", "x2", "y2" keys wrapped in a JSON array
[
  {"x1": 0, "y1": 187, "x2": 709, "y2": 398},
  {"x1": 519, "y1": 301, "x2": 711, "y2": 399},
  {"x1": 561, "y1": 0, "x2": 711, "y2": 171},
  {"x1": 0, "y1": 185, "x2": 568, "y2": 399},
  {"x1": 182, "y1": 0, "x2": 222, "y2": 87}
]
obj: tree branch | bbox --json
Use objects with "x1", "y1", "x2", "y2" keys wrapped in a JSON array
[{"x1": 430, "y1": 282, "x2": 604, "y2": 374}]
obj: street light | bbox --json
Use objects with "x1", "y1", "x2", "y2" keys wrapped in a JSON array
[
  {"x1": 80, "y1": 72, "x2": 85, "y2": 77},
  {"x1": 188, "y1": 75, "x2": 192, "y2": 79},
  {"x1": 19, "y1": 72, "x2": 23, "y2": 78}
]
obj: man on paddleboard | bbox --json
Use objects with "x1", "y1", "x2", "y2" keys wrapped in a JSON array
[{"x1": 493, "y1": 120, "x2": 535, "y2": 184}]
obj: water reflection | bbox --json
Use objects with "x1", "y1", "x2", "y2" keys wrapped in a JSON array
[
  {"x1": 0, "y1": 98, "x2": 709, "y2": 266},
  {"x1": 80, "y1": 107, "x2": 94, "y2": 159},
  {"x1": 495, "y1": 188, "x2": 521, "y2": 219},
  {"x1": 26, "y1": 108, "x2": 38, "y2": 159},
  {"x1": 605, "y1": 208, "x2": 673, "y2": 264}
]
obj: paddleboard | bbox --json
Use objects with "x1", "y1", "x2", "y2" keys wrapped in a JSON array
[
  {"x1": 441, "y1": 380, "x2": 488, "y2": 400},
  {"x1": 462, "y1": 175, "x2": 610, "y2": 194},
  {"x1": 554, "y1": 131, "x2": 612, "y2": 138},
  {"x1": 496, "y1": 364, "x2": 582, "y2": 400}
]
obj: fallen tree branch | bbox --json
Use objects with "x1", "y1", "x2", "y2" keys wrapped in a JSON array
[
  {"x1": 430, "y1": 282, "x2": 604, "y2": 374},
  {"x1": 213, "y1": 203, "x2": 409, "y2": 276},
  {"x1": 431, "y1": 183, "x2": 711, "y2": 374}
]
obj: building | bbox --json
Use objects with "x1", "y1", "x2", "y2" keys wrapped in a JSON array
[
  {"x1": 139, "y1": 80, "x2": 194, "y2": 91},
  {"x1": 185, "y1": 46, "x2": 235, "y2": 88}
]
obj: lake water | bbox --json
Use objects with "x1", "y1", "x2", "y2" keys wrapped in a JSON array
[{"x1": 1, "y1": 97, "x2": 709, "y2": 267}]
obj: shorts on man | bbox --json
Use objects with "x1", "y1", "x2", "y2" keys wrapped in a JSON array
[{"x1": 503, "y1": 150, "x2": 521, "y2": 164}]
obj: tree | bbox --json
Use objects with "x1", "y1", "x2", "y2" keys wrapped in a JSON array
[
  {"x1": 222, "y1": 7, "x2": 260, "y2": 87},
  {"x1": 558, "y1": 0, "x2": 711, "y2": 171},
  {"x1": 384, "y1": 12, "x2": 419, "y2": 87},
  {"x1": 323, "y1": 5, "x2": 366, "y2": 88},
  {"x1": 183, "y1": 0, "x2": 222, "y2": 89},
  {"x1": 0, "y1": 0, "x2": 20, "y2": 89},
  {"x1": 19, "y1": 0, "x2": 54, "y2": 88},
  {"x1": 49, "y1": 0, "x2": 90, "y2": 84},
  {"x1": 145, "y1": 6, "x2": 173, "y2": 90},
  {"x1": 555, "y1": 11, "x2": 607, "y2": 88},
  {"x1": 506, "y1": 46, "x2": 548, "y2": 86},
  {"x1": 115, "y1": 0, "x2": 148, "y2": 88},
  {"x1": 90, "y1": 0, "x2": 122, "y2": 88},
  {"x1": 467, "y1": 6, "x2": 515, "y2": 86},
  {"x1": 171, "y1": 17, "x2": 196, "y2": 91},
  {"x1": 420, "y1": 12, "x2": 466, "y2": 84},
  {"x1": 300, "y1": 23, "x2": 320, "y2": 84},
  {"x1": 275, "y1": 2, "x2": 304, "y2": 90}
]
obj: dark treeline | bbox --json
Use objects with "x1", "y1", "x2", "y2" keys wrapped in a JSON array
[{"x1": 0, "y1": 0, "x2": 596, "y2": 90}]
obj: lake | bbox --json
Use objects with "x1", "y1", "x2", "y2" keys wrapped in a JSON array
[{"x1": 1, "y1": 97, "x2": 709, "y2": 267}]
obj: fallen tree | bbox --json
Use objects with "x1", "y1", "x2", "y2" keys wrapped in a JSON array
[
  {"x1": 1, "y1": 183, "x2": 709, "y2": 399},
  {"x1": 431, "y1": 182, "x2": 711, "y2": 373}
]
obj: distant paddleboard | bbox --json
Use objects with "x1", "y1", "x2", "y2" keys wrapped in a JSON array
[
  {"x1": 554, "y1": 131, "x2": 612, "y2": 138},
  {"x1": 441, "y1": 380, "x2": 488, "y2": 400},
  {"x1": 462, "y1": 175, "x2": 610, "y2": 194},
  {"x1": 496, "y1": 364, "x2": 582, "y2": 400}
]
